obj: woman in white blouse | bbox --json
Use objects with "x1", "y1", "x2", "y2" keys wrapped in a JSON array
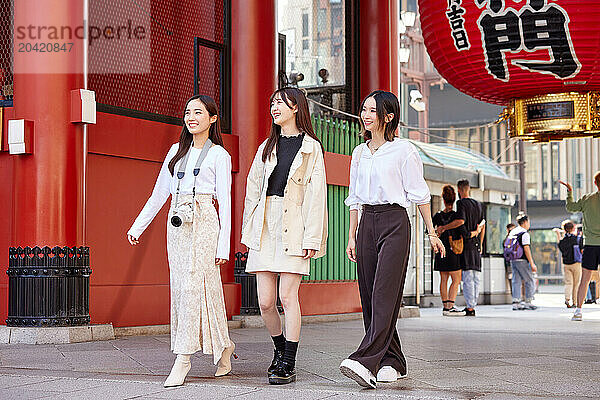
[
  {"x1": 339, "y1": 90, "x2": 445, "y2": 389},
  {"x1": 127, "y1": 95, "x2": 235, "y2": 387}
]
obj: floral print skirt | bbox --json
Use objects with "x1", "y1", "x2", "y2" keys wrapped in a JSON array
[{"x1": 166, "y1": 194, "x2": 231, "y2": 364}]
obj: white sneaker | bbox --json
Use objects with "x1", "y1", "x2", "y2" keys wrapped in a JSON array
[
  {"x1": 340, "y1": 359, "x2": 376, "y2": 388},
  {"x1": 376, "y1": 366, "x2": 408, "y2": 382},
  {"x1": 572, "y1": 312, "x2": 582, "y2": 321},
  {"x1": 443, "y1": 307, "x2": 466, "y2": 316}
]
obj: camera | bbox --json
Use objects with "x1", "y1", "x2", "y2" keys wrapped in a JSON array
[{"x1": 170, "y1": 201, "x2": 194, "y2": 227}]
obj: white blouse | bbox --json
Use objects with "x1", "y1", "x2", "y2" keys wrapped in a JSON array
[
  {"x1": 344, "y1": 138, "x2": 430, "y2": 211},
  {"x1": 127, "y1": 143, "x2": 232, "y2": 260}
]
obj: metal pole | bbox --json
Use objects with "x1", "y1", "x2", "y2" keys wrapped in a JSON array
[
  {"x1": 518, "y1": 140, "x2": 527, "y2": 213},
  {"x1": 415, "y1": 208, "x2": 421, "y2": 306}
]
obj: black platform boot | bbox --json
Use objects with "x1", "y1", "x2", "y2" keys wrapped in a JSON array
[
  {"x1": 269, "y1": 340, "x2": 298, "y2": 384},
  {"x1": 268, "y1": 359, "x2": 296, "y2": 384},
  {"x1": 268, "y1": 348, "x2": 285, "y2": 375},
  {"x1": 268, "y1": 333, "x2": 286, "y2": 376}
]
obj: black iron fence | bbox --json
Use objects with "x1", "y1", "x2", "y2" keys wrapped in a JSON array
[{"x1": 6, "y1": 246, "x2": 92, "y2": 327}]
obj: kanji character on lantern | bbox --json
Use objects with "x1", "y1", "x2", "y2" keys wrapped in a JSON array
[{"x1": 476, "y1": 0, "x2": 580, "y2": 82}]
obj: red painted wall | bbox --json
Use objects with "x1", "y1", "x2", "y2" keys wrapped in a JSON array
[{"x1": 86, "y1": 112, "x2": 240, "y2": 326}]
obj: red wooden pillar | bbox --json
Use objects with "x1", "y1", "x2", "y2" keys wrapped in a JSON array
[
  {"x1": 230, "y1": 1, "x2": 277, "y2": 261},
  {"x1": 359, "y1": 0, "x2": 399, "y2": 99},
  {"x1": 11, "y1": 1, "x2": 85, "y2": 247}
]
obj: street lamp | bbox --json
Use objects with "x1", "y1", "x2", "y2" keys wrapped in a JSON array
[
  {"x1": 409, "y1": 89, "x2": 425, "y2": 112},
  {"x1": 399, "y1": 46, "x2": 411, "y2": 63},
  {"x1": 401, "y1": 11, "x2": 417, "y2": 28}
]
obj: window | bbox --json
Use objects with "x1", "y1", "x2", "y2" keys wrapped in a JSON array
[
  {"x1": 278, "y1": 0, "x2": 346, "y2": 87},
  {"x1": 551, "y1": 142, "x2": 560, "y2": 199},
  {"x1": 90, "y1": 0, "x2": 228, "y2": 123},
  {"x1": 525, "y1": 144, "x2": 539, "y2": 200},
  {"x1": 541, "y1": 143, "x2": 549, "y2": 199},
  {"x1": 0, "y1": 0, "x2": 13, "y2": 107},
  {"x1": 485, "y1": 204, "x2": 511, "y2": 255},
  {"x1": 302, "y1": 13, "x2": 309, "y2": 37},
  {"x1": 317, "y1": 9, "x2": 327, "y2": 34},
  {"x1": 530, "y1": 229, "x2": 562, "y2": 284}
]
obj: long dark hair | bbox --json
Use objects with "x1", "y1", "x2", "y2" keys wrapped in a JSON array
[
  {"x1": 261, "y1": 87, "x2": 324, "y2": 162},
  {"x1": 442, "y1": 185, "x2": 456, "y2": 206},
  {"x1": 359, "y1": 90, "x2": 400, "y2": 141},
  {"x1": 168, "y1": 95, "x2": 224, "y2": 175}
]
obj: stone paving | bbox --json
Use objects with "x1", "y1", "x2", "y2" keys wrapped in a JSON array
[{"x1": 1, "y1": 293, "x2": 600, "y2": 399}]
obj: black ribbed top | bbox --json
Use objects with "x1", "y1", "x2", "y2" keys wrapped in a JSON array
[{"x1": 266, "y1": 134, "x2": 304, "y2": 197}]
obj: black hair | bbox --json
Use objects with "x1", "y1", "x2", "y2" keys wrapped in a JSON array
[
  {"x1": 517, "y1": 214, "x2": 529, "y2": 226},
  {"x1": 168, "y1": 95, "x2": 224, "y2": 175},
  {"x1": 457, "y1": 179, "x2": 470, "y2": 190},
  {"x1": 442, "y1": 185, "x2": 456, "y2": 205},
  {"x1": 359, "y1": 90, "x2": 400, "y2": 141}
]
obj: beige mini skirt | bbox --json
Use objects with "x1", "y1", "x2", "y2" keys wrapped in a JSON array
[{"x1": 246, "y1": 196, "x2": 310, "y2": 276}]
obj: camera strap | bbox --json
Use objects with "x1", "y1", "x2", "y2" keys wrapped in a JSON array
[{"x1": 173, "y1": 138, "x2": 214, "y2": 218}]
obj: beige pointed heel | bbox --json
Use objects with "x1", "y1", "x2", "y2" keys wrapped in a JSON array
[
  {"x1": 215, "y1": 343, "x2": 238, "y2": 377},
  {"x1": 164, "y1": 357, "x2": 192, "y2": 387}
]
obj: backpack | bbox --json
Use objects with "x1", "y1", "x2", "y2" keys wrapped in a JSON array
[
  {"x1": 503, "y1": 232, "x2": 525, "y2": 262},
  {"x1": 574, "y1": 236, "x2": 583, "y2": 263}
]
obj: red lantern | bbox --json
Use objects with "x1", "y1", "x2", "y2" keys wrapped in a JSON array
[{"x1": 419, "y1": 0, "x2": 600, "y2": 140}]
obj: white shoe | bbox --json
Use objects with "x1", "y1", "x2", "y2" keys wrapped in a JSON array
[
  {"x1": 376, "y1": 366, "x2": 407, "y2": 382},
  {"x1": 443, "y1": 307, "x2": 466, "y2": 316},
  {"x1": 164, "y1": 358, "x2": 191, "y2": 387},
  {"x1": 215, "y1": 343, "x2": 237, "y2": 377},
  {"x1": 340, "y1": 358, "x2": 376, "y2": 389},
  {"x1": 572, "y1": 312, "x2": 582, "y2": 321}
]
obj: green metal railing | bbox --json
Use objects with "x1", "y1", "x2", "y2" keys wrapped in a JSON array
[
  {"x1": 311, "y1": 114, "x2": 362, "y2": 156},
  {"x1": 304, "y1": 115, "x2": 362, "y2": 281},
  {"x1": 306, "y1": 185, "x2": 356, "y2": 281}
]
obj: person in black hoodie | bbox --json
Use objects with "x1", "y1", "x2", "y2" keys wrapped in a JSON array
[{"x1": 556, "y1": 220, "x2": 582, "y2": 308}]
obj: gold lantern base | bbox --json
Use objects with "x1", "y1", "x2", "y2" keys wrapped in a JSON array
[{"x1": 507, "y1": 92, "x2": 600, "y2": 142}]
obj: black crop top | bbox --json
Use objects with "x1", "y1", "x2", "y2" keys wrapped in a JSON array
[{"x1": 266, "y1": 134, "x2": 304, "y2": 197}]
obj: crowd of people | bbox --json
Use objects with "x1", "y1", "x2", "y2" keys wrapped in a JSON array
[{"x1": 433, "y1": 172, "x2": 600, "y2": 320}]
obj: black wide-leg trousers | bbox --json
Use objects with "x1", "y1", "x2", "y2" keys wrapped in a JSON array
[{"x1": 349, "y1": 204, "x2": 411, "y2": 376}]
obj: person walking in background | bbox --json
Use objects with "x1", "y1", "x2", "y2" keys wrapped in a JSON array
[
  {"x1": 504, "y1": 223, "x2": 516, "y2": 296},
  {"x1": 505, "y1": 214, "x2": 538, "y2": 311},
  {"x1": 555, "y1": 220, "x2": 582, "y2": 308},
  {"x1": 433, "y1": 185, "x2": 466, "y2": 316},
  {"x1": 436, "y1": 179, "x2": 485, "y2": 317},
  {"x1": 561, "y1": 173, "x2": 600, "y2": 321}
]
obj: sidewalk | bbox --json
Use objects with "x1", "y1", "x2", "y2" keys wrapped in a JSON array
[{"x1": 1, "y1": 294, "x2": 600, "y2": 399}]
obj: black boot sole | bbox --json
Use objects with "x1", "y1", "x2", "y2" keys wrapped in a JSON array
[{"x1": 268, "y1": 373, "x2": 296, "y2": 385}]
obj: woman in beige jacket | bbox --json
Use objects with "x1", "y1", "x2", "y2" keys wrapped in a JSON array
[{"x1": 241, "y1": 87, "x2": 327, "y2": 385}]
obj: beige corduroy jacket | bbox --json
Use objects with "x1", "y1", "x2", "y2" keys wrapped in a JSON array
[{"x1": 241, "y1": 135, "x2": 328, "y2": 258}]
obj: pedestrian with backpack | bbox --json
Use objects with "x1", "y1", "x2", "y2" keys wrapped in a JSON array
[
  {"x1": 556, "y1": 220, "x2": 582, "y2": 308},
  {"x1": 505, "y1": 214, "x2": 537, "y2": 310},
  {"x1": 503, "y1": 223, "x2": 516, "y2": 296}
]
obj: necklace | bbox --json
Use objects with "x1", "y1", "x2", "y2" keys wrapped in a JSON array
[{"x1": 369, "y1": 140, "x2": 385, "y2": 152}]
